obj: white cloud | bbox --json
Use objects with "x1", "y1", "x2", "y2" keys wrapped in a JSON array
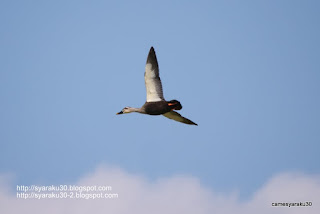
[{"x1": 0, "y1": 165, "x2": 319, "y2": 214}]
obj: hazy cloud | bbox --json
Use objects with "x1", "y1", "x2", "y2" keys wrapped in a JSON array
[{"x1": 0, "y1": 165, "x2": 319, "y2": 214}]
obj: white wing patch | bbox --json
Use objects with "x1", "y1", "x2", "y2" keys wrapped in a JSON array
[{"x1": 145, "y1": 63, "x2": 164, "y2": 102}]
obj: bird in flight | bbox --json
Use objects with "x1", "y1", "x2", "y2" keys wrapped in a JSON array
[{"x1": 117, "y1": 47, "x2": 197, "y2": 126}]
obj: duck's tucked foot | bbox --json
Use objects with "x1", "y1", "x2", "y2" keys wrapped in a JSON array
[{"x1": 167, "y1": 100, "x2": 182, "y2": 110}]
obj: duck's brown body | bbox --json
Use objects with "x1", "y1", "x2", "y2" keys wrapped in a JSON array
[
  {"x1": 142, "y1": 100, "x2": 182, "y2": 115},
  {"x1": 141, "y1": 101, "x2": 178, "y2": 115},
  {"x1": 142, "y1": 101, "x2": 170, "y2": 115}
]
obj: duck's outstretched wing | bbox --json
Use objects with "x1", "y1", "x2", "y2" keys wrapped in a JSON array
[
  {"x1": 163, "y1": 111, "x2": 198, "y2": 126},
  {"x1": 145, "y1": 47, "x2": 164, "y2": 102}
]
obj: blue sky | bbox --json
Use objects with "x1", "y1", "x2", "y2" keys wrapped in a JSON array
[{"x1": 1, "y1": 0, "x2": 320, "y2": 213}]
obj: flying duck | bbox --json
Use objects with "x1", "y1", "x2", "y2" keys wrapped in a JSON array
[{"x1": 117, "y1": 47, "x2": 197, "y2": 126}]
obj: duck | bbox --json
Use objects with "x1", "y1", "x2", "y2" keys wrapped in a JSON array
[{"x1": 117, "y1": 47, "x2": 197, "y2": 126}]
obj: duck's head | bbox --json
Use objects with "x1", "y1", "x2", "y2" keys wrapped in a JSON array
[
  {"x1": 116, "y1": 107, "x2": 137, "y2": 114},
  {"x1": 167, "y1": 100, "x2": 182, "y2": 110}
]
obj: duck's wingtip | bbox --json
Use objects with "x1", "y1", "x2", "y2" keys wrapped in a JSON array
[
  {"x1": 149, "y1": 46, "x2": 155, "y2": 53},
  {"x1": 146, "y1": 47, "x2": 158, "y2": 66}
]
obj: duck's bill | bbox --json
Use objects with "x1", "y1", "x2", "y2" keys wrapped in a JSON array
[{"x1": 116, "y1": 111, "x2": 123, "y2": 115}]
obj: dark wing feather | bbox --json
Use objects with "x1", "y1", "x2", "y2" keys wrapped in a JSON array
[{"x1": 163, "y1": 111, "x2": 198, "y2": 126}]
